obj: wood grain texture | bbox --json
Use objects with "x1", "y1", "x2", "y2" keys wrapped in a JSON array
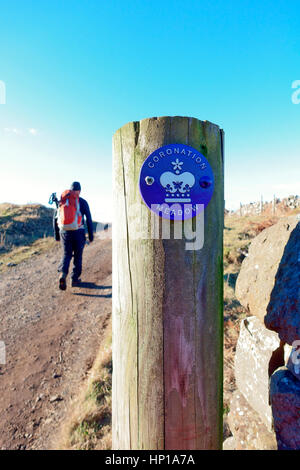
[{"x1": 112, "y1": 116, "x2": 224, "y2": 450}]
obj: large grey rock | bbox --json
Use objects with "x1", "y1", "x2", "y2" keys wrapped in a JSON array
[
  {"x1": 264, "y1": 220, "x2": 300, "y2": 345},
  {"x1": 270, "y1": 367, "x2": 300, "y2": 450},
  {"x1": 228, "y1": 390, "x2": 277, "y2": 450},
  {"x1": 235, "y1": 316, "x2": 288, "y2": 430},
  {"x1": 235, "y1": 217, "x2": 299, "y2": 325}
]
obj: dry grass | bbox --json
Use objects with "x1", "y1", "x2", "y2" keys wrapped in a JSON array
[
  {"x1": 244, "y1": 217, "x2": 278, "y2": 237},
  {"x1": 56, "y1": 319, "x2": 112, "y2": 450},
  {"x1": 223, "y1": 216, "x2": 260, "y2": 420},
  {"x1": 224, "y1": 215, "x2": 278, "y2": 270},
  {"x1": 0, "y1": 203, "x2": 53, "y2": 226},
  {"x1": 0, "y1": 203, "x2": 54, "y2": 256},
  {"x1": 0, "y1": 202, "x2": 56, "y2": 272},
  {"x1": 0, "y1": 237, "x2": 56, "y2": 272}
]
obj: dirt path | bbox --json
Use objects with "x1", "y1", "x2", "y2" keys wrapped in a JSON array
[{"x1": 0, "y1": 233, "x2": 112, "y2": 450}]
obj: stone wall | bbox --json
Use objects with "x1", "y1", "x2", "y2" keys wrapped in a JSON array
[{"x1": 227, "y1": 195, "x2": 300, "y2": 217}]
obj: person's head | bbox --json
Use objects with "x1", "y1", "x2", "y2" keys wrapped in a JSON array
[{"x1": 70, "y1": 181, "x2": 81, "y2": 195}]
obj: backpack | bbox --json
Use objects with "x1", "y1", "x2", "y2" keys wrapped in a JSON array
[{"x1": 57, "y1": 190, "x2": 82, "y2": 231}]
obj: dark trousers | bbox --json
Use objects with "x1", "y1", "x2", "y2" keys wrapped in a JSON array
[{"x1": 59, "y1": 229, "x2": 86, "y2": 280}]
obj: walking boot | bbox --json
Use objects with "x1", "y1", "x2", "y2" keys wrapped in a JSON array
[{"x1": 59, "y1": 273, "x2": 67, "y2": 291}]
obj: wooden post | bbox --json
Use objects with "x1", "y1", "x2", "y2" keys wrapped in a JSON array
[{"x1": 112, "y1": 116, "x2": 224, "y2": 450}]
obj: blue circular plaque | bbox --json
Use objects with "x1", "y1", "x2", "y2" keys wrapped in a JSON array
[{"x1": 139, "y1": 144, "x2": 214, "y2": 220}]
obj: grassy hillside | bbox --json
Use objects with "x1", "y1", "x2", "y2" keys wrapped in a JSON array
[
  {"x1": 0, "y1": 203, "x2": 107, "y2": 273},
  {"x1": 0, "y1": 203, "x2": 55, "y2": 272},
  {"x1": 0, "y1": 203, "x2": 54, "y2": 249}
]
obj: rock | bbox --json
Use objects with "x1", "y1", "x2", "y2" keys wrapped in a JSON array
[
  {"x1": 49, "y1": 395, "x2": 63, "y2": 403},
  {"x1": 264, "y1": 221, "x2": 300, "y2": 345},
  {"x1": 270, "y1": 367, "x2": 300, "y2": 450},
  {"x1": 235, "y1": 217, "x2": 298, "y2": 324},
  {"x1": 223, "y1": 436, "x2": 236, "y2": 450},
  {"x1": 228, "y1": 390, "x2": 277, "y2": 450},
  {"x1": 44, "y1": 417, "x2": 53, "y2": 425},
  {"x1": 6, "y1": 262, "x2": 17, "y2": 267},
  {"x1": 287, "y1": 344, "x2": 300, "y2": 381},
  {"x1": 284, "y1": 344, "x2": 293, "y2": 364},
  {"x1": 234, "y1": 316, "x2": 289, "y2": 430},
  {"x1": 35, "y1": 394, "x2": 43, "y2": 403},
  {"x1": 223, "y1": 419, "x2": 231, "y2": 441}
]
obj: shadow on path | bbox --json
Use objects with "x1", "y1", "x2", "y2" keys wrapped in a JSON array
[
  {"x1": 72, "y1": 283, "x2": 112, "y2": 298},
  {"x1": 74, "y1": 282, "x2": 111, "y2": 290},
  {"x1": 73, "y1": 292, "x2": 112, "y2": 298}
]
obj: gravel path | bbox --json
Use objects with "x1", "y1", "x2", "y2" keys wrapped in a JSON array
[{"x1": 0, "y1": 233, "x2": 112, "y2": 450}]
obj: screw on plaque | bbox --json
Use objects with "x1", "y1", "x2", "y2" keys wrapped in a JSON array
[
  {"x1": 145, "y1": 176, "x2": 155, "y2": 185},
  {"x1": 199, "y1": 176, "x2": 212, "y2": 189}
]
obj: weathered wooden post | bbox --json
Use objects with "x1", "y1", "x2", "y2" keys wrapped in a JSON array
[{"x1": 112, "y1": 116, "x2": 224, "y2": 450}]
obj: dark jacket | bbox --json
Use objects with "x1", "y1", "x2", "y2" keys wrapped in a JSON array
[{"x1": 54, "y1": 197, "x2": 94, "y2": 242}]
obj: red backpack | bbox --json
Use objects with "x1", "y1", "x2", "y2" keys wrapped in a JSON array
[{"x1": 58, "y1": 190, "x2": 82, "y2": 231}]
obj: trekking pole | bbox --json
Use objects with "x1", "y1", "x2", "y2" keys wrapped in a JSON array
[
  {"x1": 112, "y1": 116, "x2": 224, "y2": 450},
  {"x1": 48, "y1": 192, "x2": 59, "y2": 208}
]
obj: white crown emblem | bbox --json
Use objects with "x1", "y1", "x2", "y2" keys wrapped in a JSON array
[{"x1": 160, "y1": 159, "x2": 195, "y2": 202}]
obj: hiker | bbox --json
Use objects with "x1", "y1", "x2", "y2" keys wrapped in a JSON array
[{"x1": 54, "y1": 182, "x2": 93, "y2": 290}]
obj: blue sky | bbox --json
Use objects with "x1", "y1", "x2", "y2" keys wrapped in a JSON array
[{"x1": 0, "y1": 0, "x2": 299, "y2": 221}]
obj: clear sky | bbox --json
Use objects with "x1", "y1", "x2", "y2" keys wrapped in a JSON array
[{"x1": 0, "y1": 0, "x2": 299, "y2": 221}]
